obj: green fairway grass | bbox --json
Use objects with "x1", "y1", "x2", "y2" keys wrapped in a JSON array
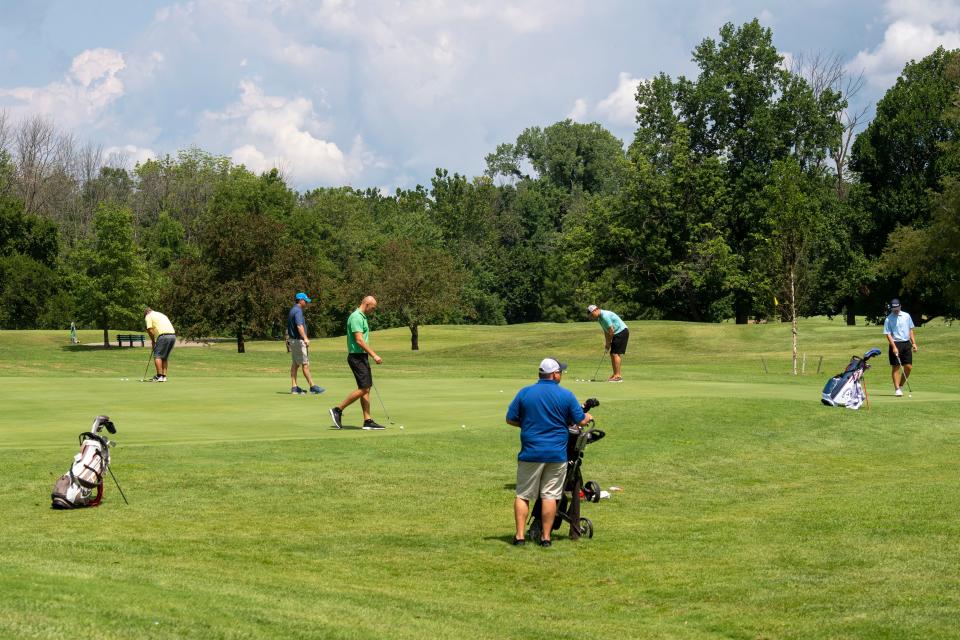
[{"x1": 1, "y1": 319, "x2": 958, "y2": 639}]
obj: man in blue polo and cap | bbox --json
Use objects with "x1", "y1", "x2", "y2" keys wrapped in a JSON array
[
  {"x1": 288, "y1": 292, "x2": 325, "y2": 395},
  {"x1": 506, "y1": 357, "x2": 593, "y2": 547},
  {"x1": 883, "y1": 298, "x2": 919, "y2": 397}
]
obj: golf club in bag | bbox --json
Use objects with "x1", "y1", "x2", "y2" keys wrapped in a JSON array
[
  {"x1": 821, "y1": 348, "x2": 882, "y2": 409},
  {"x1": 51, "y1": 415, "x2": 129, "y2": 509},
  {"x1": 527, "y1": 398, "x2": 606, "y2": 541}
]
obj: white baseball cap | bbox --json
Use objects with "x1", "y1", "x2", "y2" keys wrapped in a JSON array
[
  {"x1": 586, "y1": 304, "x2": 598, "y2": 313},
  {"x1": 539, "y1": 357, "x2": 568, "y2": 374}
]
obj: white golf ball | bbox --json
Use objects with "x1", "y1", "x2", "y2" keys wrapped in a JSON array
[
  {"x1": 399, "y1": 425, "x2": 405, "y2": 430},
  {"x1": 461, "y1": 424, "x2": 466, "y2": 429}
]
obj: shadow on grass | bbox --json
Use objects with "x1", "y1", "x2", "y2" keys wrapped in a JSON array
[
  {"x1": 61, "y1": 344, "x2": 144, "y2": 352},
  {"x1": 483, "y1": 535, "x2": 529, "y2": 546}
]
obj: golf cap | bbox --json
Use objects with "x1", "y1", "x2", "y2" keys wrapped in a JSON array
[
  {"x1": 890, "y1": 298, "x2": 901, "y2": 308},
  {"x1": 295, "y1": 292, "x2": 312, "y2": 303},
  {"x1": 586, "y1": 304, "x2": 598, "y2": 313},
  {"x1": 539, "y1": 357, "x2": 568, "y2": 374}
]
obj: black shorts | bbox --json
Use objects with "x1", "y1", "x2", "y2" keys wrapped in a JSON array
[
  {"x1": 348, "y1": 353, "x2": 372, "y2": 389},
  {"x1": 153, "y1": 334, "x2": 176, "y2": 360},
  {"x1": 610, "y1": 328, "x2": 629, "y2": 355},
  {"x1": 888, "y1": 341, "x2": 912, "y2": 366}
]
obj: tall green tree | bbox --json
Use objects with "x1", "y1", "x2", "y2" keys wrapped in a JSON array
[
  {"x1": 485, "y1": 120, "x2": 626, "y2": 195},
  {"x1": 851, "y1": 47, "x2": 960, "y2": 320},
  {"x1": 758, "y1": 159, "x2": 825, "y2": 373},
  {"x1": 375, "y1": 239, "x2": 466, "y2": 350},
  {"x1": 69, "y1": 203, "x2": 148, "y2": 346},
  {"x1": 632, "y1": 19, "x2": 843, "y2": 322},
  {"x1": 164, "y1": 167, "x2": 310, "y2": 352}
]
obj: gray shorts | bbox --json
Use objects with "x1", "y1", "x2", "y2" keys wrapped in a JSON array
[
  {"x1": 516, "y1": 461, "x2": 567, "y2": 501},
  {"x1": 289, "y1": 339, "x2": 309, "y2": 365},
  {"x1": 153, "y1": 334, "x2": 176, "y2": 360}
]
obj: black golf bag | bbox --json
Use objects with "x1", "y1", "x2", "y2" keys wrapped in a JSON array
[
  {"x1": 528, "y1": 398, "x2": 606, "y2": 541},
  {"x1": 51, "y1": 416, "x2": 120, "y2": 509},
  {"x1": 821, "y1": 348, "x2": 882, "y2": 409}
]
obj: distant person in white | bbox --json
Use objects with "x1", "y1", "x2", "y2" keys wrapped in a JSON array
[{"x1": 883, "y1": 298, "x2": 918, "y2": 397}]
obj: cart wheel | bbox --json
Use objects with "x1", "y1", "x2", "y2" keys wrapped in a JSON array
[
  {"x1": 584, "y1": 480, "x2": 601, "y2": 503},
  {"x1": 578, "y1": 517, "x2": 594, "y2": 539}
]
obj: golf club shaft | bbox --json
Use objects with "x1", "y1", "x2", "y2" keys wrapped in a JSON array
[
  {"x1": 141, "y1": 346, "x2": 154, "y2": 381},
  {"x1": 592, "y1": 350, "x2": 606, "y2": 381},
  {"x1": 108, "y1": 466, "x2": 129, "y2": 505},
  {"x1": 371, "y1": 382, "x2": 393, "y2": 423},
  {"x1": 896, "y1": 353, "x2": 913, "y2": 393}
]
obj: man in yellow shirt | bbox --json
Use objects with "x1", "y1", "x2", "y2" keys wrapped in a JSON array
[{"x1": 144, "y1": 307, "x2": 177, "y2": 382}]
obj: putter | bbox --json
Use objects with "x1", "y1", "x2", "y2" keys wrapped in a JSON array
[
  {"x1": 590, "y1": 350, "x2": 607, "y2": 382},
  {"x1": 895, "y1": 353, "x2": 913, "y2": 397},
  {"x1": 371, "y1": 382, "x2": 396, "y2": 424},
  {"x1": 139, "y1": 348, "x2": 154, "y2": 382}
]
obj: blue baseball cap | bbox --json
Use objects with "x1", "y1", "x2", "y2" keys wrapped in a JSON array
[
  {"x1": 890, "y1": 298, "x2": 900, "y2": 308},
  {"x1": 295, "y1": 292, "x2": 312, "y2": 303}
]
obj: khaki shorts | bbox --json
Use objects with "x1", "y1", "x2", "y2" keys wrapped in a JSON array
[
  {"x1": 289, "y1": 339, "x2": 309, "y2": 365},
  {"x1": 516, "y1": 461, "x2": 567, "y2": 501}
]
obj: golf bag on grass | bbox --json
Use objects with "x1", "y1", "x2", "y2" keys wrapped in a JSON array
[
  {"x1": 821, "y1": 348, "x2": 882, "y2": 409},
  {"x1": 528, "y1": 398, "x2": 606, "y2": 541},
  {"x1": 51, "y1": 416, "x2": 125, "y2": 509}
]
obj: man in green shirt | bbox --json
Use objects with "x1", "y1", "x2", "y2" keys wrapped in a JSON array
[{"x1": 330, "y1": 296, "x2": 385, "y2": 430}]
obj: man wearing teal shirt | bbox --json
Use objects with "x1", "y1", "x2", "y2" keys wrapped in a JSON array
[
  {"x1": 330, "y1": 296, "x2": 385, "y2": 429},
  {"x1": 883, "y1": 298, "x2": 918, "y2": 397},
  {"x1": 587, "y1": 304, "x2": 629, "y2": 382}
]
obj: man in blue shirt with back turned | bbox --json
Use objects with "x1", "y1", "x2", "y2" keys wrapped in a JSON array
[
  {"x1": 883, "y1": 298, "x2": 919, "y2": 397},
  {"x1": 287, "y1": 292, "x2": 325, "y2": 395},
  {"x1": 506, "y1": 357, "x2": 593, "y2": 548}
]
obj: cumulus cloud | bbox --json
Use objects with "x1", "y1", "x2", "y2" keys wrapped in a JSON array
[
  {"x1": 849, "y1": 0, "x2": 960, "y2": 87},
  {"x1": 596, "y1": 72, "x2": 642, "y2": 127},
  {"x1": 201, "y1": 80, "x2": 372, "y2": 186},
  {"x1": 0, "y1": 48, "x2": 126, "y2": 127},
  {"x1": 568, "y1": 98, "x2": 588, "y2": 122},
  {"x1": 104, "y1": 144, "x2": 156, "y2": 167}
]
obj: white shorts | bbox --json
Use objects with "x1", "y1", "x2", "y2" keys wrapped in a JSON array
[
  {"x1": 289, "y1": 339, "x2": 309, "y2": 365},
  {"x1": 515, "y1": 461, "x2": 567, "y2": 501}
]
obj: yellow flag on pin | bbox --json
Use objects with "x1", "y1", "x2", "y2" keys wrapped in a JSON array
[{"x1": 774, "y1": 296, "x2": 779, "y2": 306}]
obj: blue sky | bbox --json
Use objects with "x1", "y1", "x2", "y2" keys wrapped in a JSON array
[{"x1": 1, "y1": 0, "x2": 959, "y2": 191}]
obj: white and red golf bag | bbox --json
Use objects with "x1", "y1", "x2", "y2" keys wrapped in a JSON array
[{"x1": 51, "y1": 416, "x2": 117, "y2": 509}]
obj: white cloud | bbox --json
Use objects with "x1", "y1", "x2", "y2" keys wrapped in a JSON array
[
  {"x1": 596, "y1": 72, "x2": 642, "y2": 127},
  {"x1": 0, "y1": 48, "x2": 126, "y2": 127},
  {"x1": 849, "y1": 0, "x2": 960, "y2": 87},
  {"x1": 104, "y1": 144, "x2": 156, "y2": 166},
  {"x1": 568, "y1": 98, "x2": 588, "y2": 122},
  {"x1": 202, "y1": 80, "x2": 372, "y2": 185}
]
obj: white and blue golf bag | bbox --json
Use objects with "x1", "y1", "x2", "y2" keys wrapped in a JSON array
[{"x1": 821, "y1": 348, "x2": 882, "y2": 409}]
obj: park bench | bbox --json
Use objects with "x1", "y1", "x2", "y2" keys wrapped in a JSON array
[{"x1": 116, "y1": 333, "x2": 146, "y2": 347}]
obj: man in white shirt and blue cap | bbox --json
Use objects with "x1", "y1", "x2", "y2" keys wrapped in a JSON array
[{"x1": 883, "y1": 298, "x2": 919, "y2": 397}]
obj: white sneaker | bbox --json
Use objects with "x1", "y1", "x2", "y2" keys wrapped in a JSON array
[{"x1": 894, "y1": 388, "x2": 903, "y2": 397}]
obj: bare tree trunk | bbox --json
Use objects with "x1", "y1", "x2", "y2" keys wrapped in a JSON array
[
  {"x1": 410, "y1": 323, "x2": 419, "y2": 351},
  {"x1": 790, "y1": 266, "x2": 798, "y2": 376},
  {"x1": 237, "y1": 325, "x2": 245, "y2": 353},
  {"x1": 102, "y1": 321, "x2": 110, "y2": 348},
  {"x1": 845, "y1": 297, "x2": 856, "y2": 326}
]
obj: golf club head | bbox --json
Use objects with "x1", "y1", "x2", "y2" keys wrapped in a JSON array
[{"x1": 91, "y1": 415, "x2": 115, "y2": 434}]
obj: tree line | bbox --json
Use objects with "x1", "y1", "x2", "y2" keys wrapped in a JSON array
[{"x1": 1, "y1": 20, "x2": 958, "y2": 354}]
